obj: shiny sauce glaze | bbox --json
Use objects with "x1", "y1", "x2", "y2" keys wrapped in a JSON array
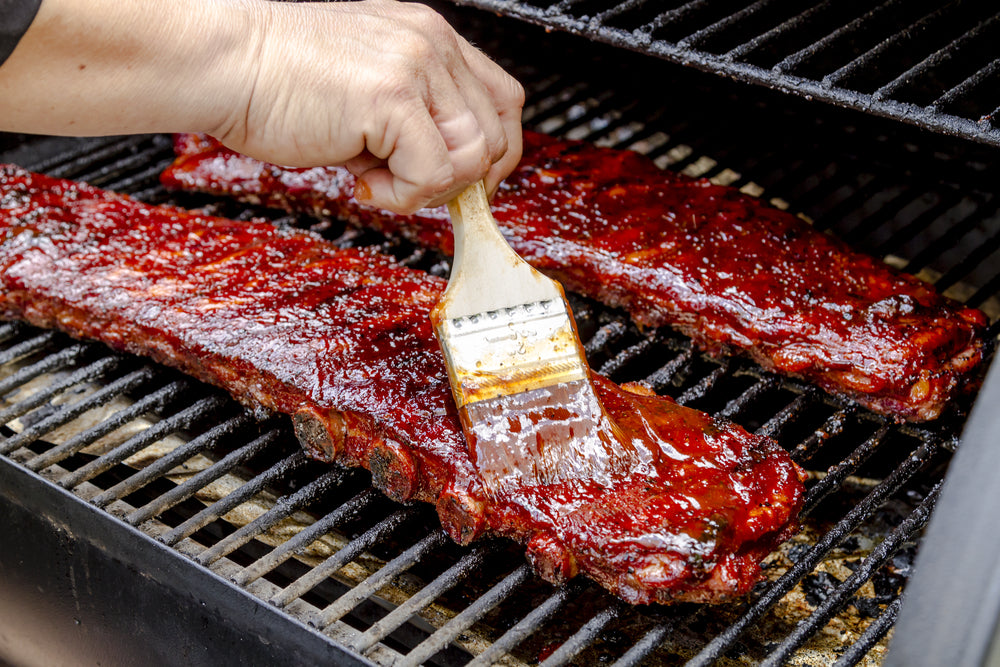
[
  {"x1": 163, "y1": 131, "x2": 988, "y2": 421},
  {"x1": 0, "y1": 165, "x2": 804, "y2": 604}
]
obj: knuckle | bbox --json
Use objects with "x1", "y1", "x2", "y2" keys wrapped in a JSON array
[
  {"x1": 487, "y1": 131, "x2": 508, "y2": 163},
  {"x1": 507, "y1": 78, "x2": 526, "y2": 109}
]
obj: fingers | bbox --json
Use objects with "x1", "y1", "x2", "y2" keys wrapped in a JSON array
[
  {"x1": 454, "y1": 38, "x2": 525, "y2": 198},
  {"x1": 364, "y1": 43, "x2": 523, "y2": 211},
  {"x1": 228, "y1": 1, "x2": 524, "y2": 214},
  {"x1": 356, "y1": 30, "x2": 521, "y2": 212}
]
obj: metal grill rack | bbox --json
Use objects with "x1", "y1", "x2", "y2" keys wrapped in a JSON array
[
  {"x1": 450, "y1": 0, "x2": 1000, "y2": 148},
  {"x1": 2, "y1": 11, "x2": 999, "y2": 666}
]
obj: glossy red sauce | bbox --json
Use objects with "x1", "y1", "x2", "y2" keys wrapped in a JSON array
[
  {"x1": 163, "y1": 131, "x2": 988, "y2": 421},
  {"x1": 0, "y1": 164, "x2": 804, "y2": 604}
]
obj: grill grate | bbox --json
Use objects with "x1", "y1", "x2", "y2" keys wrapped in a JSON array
[
  {"x1": 449, "y1": 0, "x2": 1000, "y2": 148},
  {"x1": 2, "y1": 8, "x2": 999, "y2": 665}
]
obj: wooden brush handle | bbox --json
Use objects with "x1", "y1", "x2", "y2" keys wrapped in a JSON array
[{"x1": 438, "y1": 181, "x2": 562, "y2": 320}]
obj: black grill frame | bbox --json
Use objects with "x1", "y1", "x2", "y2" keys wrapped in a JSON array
[{"x1": 1, "y1": 6, "x2": 999, "y2": 665}]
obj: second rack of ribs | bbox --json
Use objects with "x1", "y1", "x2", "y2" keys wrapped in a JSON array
[{"x1": 162, "y1": 131, "x2": 989, "y2": 422}]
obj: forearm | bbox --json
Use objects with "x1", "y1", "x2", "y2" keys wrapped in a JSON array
[
  {"x1": 0, "y1": 0, "x2": 254, "y2": 137},
  {"x1": 0, "y1": 0, "x2": 524, "y2": 213}
]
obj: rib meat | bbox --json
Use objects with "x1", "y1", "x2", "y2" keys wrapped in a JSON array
[
  {"x1": 0, "y1": 164, "x2": 804, "y2": 604},
  {"x1": 162, "y1": 132, "x2": 988, "y2": 422}
]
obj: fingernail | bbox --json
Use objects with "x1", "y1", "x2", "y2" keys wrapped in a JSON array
[{"x1": 355, "y1": 179, "x2": 372, "y2": 202}]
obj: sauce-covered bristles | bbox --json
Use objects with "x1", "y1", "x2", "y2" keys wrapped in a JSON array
[
  {"x1": 461, "y1": 378, "x2": 636, "y2": 497},
  {"x1": 0, "y1": 164, "x2": 805, "y2": 604}
]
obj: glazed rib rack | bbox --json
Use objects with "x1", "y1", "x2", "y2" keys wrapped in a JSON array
[{"x1": 2, "y1": 25, "x2": 999, "y2": 667}]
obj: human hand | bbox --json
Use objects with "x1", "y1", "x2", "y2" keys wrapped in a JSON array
[{"x1": 211, "y1": 0, "x2": 525, "y2": 214}]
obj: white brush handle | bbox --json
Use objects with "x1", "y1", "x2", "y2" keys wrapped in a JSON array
[{"x1": 439, "y1": 181, "x2": 562, "y2": 320}]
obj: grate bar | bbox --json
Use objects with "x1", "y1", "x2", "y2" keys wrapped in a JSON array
[
  {"x1": 811, "y1": 177, "x2": 900, "y2": 235},
  {"x1": 772, "y1": 0, "x2": 903, "y2": 75},
  {"x1": 159, "y1": 448, "x2": 309, "y2": 546},
  {"x1": 351, "y1": 545, "x2": 494, "y2": 654},
  {"x1": 102, "y1": 158, "x2": 177, "y2": 194},
  {"x1": 540, "y1": 601, "x2": 624, "y2": 667},
  {"x1": 23, "y1": 379, "x2": 191, "y2": 471},
  {"x1": 466, "y1": 581, "x2": 582, "y2": 667},
  {"x1": 42, "y1": 136, "x2": 148, "y2": 178},
  {"x1": 969, "y1": 266, "x2": 1000, "y2": 310},
  {"x1": 642, "y1": 342, "x2": 696, "y2": 392},
  {"x1": 822, "y1": 3, "x2": 965, "y2": 88},
  {"x1": 872, "y1": 190, "x2": 966, "y2": 257},
  {"x1": 597, "y1": 334, "x2": 657, "y2": 377},
  {"x1": 0, "y1": 343, "x2": 88, "y2": 403},
  {"x1": 590, "y1": 0, "x2": 654, "y2": 29},
  {"x1": 611, "y1": 619, "x2": 676, "y2": 667},
  {"x1": 932, "y1": 225, "x2": 1000, "y2": 292},
  {"x1": 125, "y1": 426, "x2": 286, "y2": 526},
  {"x1": 234, "y1": 488, "x2": 382, "y2": 587},
  {"x1": 833, "y1": 596, "x2": 904, "y2": 667},
  {"x1": 400, "y1": 564, "x2": 533, "y2": 667},
  {"x1": 0, "y1": 330, "x2": 58, "y2": 367},
  {"x1": 316, "y1": 530, "x2": 447, "y2": 626},
  {"x1": 674, "y1": 361, "x2": 729, "y2": 406},
  {"x1": 789, "y1": 406, "x2": 859, "y2": 464},
  {"x1": 677, "y1": 0, "x2": 781, "y2": 50},
  {"x1": 841, "y1": 186, "x2": 920, "y2": 246},
  {"x1": 90, "y1": 411, "x2": 255, "y2": 509},
  {"x1": 641, "y1": 0, "x2": 710, "y2": 36},
  {"x1": 901, "y1": 198, "x2": 1000, "y2": 275},
  {"x1": 800, "y1": 426, "x2": 891, "y2": 518},
  {"x1": 196, "y1": 466, "x2": 352, "y2": 566},
  {"x1": 761, "y1": 482, "x2": 941, "y2": 666},
  {"x1": 983, "y1": 104, "x2": 1000, "y2": 127},
  {"x1": 273, "y1": 507, "x2": 419, "y2": 610},
  {"x1": 873, "y1": 13, "x2": 1000, "y2": 102},
  {"x1": 2, "y1": 366, "x2": 156, "y2": 455},
  {"x1": 75, "y1": 147, "x2": 166, "y2": 188},
  {"x1": 930, "y1": 57, "x2": 1000, "y2": 110},
  {"x1": 0, "y1": 321, "x2": 22, "y2": 342},
  {"x1": 58, "y1": 394, "x2": 228, "y2": 490},
  {"x1": 684, "y1": 440, "x2": 938, "y2": 667},
  {"x1": 717, "y1": 375, "x2": 778, "y2": 421},
  {"x1": 758, "y1": 388, "x2": 821, "y2": 443},
  {"x1": 15, "y1": 140, "x2": 114, "y2": 176},
  {"x1": 583, "y1": 321, "x2": 628, "y2": 357},
  {"x1": 0, "y1": 354, "x2": 122, "y2": 442},
  {"x1": 726, "y1": 0, "x2": 835, "y2": 61}
]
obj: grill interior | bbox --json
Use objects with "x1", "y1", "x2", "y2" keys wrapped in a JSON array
[{"x1": 1, "y1": 4, "x2": 999, "y2": 666}]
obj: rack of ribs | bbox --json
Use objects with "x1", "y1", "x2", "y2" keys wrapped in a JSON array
[
  {"x1": 161, "y1": 131, "x2": 988, "y2": 422},
  {"x1": 0, "y1": 164, "x2": 804, "y2": 605}
]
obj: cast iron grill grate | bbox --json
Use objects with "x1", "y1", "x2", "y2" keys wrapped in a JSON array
[
  {"x1": 447, "y1": 0, "x2": 1000, "y2": 148},
  {"x1": 2, "y1": 13, "x2": 999, "y2": 665}
]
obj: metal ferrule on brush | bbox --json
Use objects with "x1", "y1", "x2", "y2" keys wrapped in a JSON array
[{"x1": 435, "y1": 298, "x2": 589, "y2": 409}]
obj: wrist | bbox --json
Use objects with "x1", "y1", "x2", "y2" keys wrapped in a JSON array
[{"x1": 0, "y1": 0, "x2": 264, "y2": 138}]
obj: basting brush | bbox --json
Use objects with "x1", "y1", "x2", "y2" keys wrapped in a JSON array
[{"x1": 430, "y1": 181, "x2": 636, "y2": 497}]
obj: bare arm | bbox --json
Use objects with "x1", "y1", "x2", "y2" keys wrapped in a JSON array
[{"x1": 0, "y1": 0, "x2": 524, "y2": 213}]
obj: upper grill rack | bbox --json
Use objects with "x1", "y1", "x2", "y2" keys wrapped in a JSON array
[
  {"x1": 448, "y1": 0, "x2": 1000, "y2": 148},
  {"x1": 2, "y1": 17, "x2": 999, "y2": 665}
]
